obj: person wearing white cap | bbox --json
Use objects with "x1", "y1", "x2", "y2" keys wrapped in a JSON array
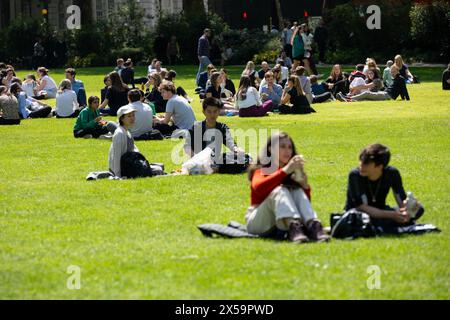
[{"x1": 108, "y1": 105, "x2": 139, "y2": 177}]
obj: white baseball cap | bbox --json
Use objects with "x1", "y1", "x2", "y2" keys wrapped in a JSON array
[{"x1": 117, "y1": 105, "x2": 137, "y2": 119}]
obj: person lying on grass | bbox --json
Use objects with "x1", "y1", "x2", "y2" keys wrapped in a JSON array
[
  {"x1": 184, "y1": 97, "x2": 245, "y2": 172},
  {"x1": 245, "y1": 132, "x2": 330, "y2": 243},
  {"x1": 108, "y1": 105, "x2": 139, "y2": 178},
  {"x1": 73, "y1": 96, "x2": 114, "y2": 139},
  {"x1": 344, "y1": 143, "x2": 424, "y2": 234}
]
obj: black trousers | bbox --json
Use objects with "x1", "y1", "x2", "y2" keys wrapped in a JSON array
[
  {"x1": 55, "y1": 109, "x2": 81, "y2": 118},
  {"x1": 0, "y1": 118, "x2": 20, "y2": 125},
  {"x1": 153, "y1": 123, "x2": 178, "y2": 136},
  {"x1": 73, "y1": 127, "x2": 109, "y2": 138},
  {"x1": 313, "y1": 92, "x2": 333, "y2": 103},
  {"x1": 29, "y1": 106, "x2": 52, "y2": 118},
  {"x1": 279, "y1": 104, "x2": 316, "y2": 114}
]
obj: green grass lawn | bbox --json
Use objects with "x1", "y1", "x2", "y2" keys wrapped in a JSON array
[{"x1": 0, "y1": 66, "x2": 449, "y2": 299}]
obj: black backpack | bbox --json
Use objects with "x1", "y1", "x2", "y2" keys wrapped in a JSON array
[
  {"x1": 120, "y1": 151, "x2": 164, "y2": 179},
  {"x1": 217, "y1": 152, "x2": 252, "y2": 174},
  {"x1": 330, "y1": 209, "x2": 377, "y2": 239}
]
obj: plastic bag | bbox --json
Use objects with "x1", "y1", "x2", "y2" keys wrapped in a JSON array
[{"x1": 182, "y1": 147, "x2": 214, "y2": 175}]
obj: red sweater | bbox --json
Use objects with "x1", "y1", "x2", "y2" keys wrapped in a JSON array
[{"x1": 250, "y1": 168, "x2": 311, "y2": 206}]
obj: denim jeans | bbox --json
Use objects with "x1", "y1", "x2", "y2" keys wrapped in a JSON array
[{"x1": 196, "y1": 56, "x2": 212, "y2": 85}]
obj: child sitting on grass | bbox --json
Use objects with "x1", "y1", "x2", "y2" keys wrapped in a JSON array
[
  {"x1": 344, "y1": 143, "x2": 424, "y2": 234},
  {"x1": 184, "y1": 97, "x2": 246, "y2": 173}
]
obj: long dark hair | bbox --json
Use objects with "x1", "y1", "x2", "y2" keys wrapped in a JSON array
[
  {"x1": 248, "y1": 132, "x2": 298, "y2": 181},
  {"x1": 237, "y1": 75, "x2": 251, "y2": 100},
  {"x1": 108, "y1": 71, "x2": 128, "y2": 92}
]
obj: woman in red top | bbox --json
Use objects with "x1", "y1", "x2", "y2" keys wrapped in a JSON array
[{"x1": 246, "y1": 132, "x2": 329, "y2": 243}]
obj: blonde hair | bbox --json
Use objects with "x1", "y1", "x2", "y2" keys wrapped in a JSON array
[
  {"x1": 394, "y1": 55, "x2": 404, "y2": 68},
  {"x1": 288, "y1": 75, "x2": 304, "y2": 96}
]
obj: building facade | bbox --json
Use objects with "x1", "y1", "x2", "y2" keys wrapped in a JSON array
[{"x1": 0, "y1": 0, "x2": 184, "y2": 30}]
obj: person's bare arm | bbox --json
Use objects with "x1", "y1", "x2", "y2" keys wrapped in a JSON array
[{"x1": 357, "y1": 204, "x2": 410, "y2": 224}]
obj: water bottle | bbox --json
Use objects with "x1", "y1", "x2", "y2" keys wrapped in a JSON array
[{"x1": 406, "y1": 191, "x2": 416, "y2": 218}]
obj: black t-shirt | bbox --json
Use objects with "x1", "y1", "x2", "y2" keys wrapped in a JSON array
[
  {"x1": 399, "y1": 64, "x2": 409, "y2": 79},
  {"x1": 258, "y1": 69, "x2": 269, "y2": 80},
  {"x1": 345, "y1": 166, "x2": 407, "y2": 210},
  {"x1": 120, "y1": 67, "x2": 134, "y2": 86},
  {"x1": 205, "y1": 85, "x2": 221, "y2": 99},
  {"x1": 288, "y1": 87, "x2": 310, "y2": 107},
  {"x1": 145, "y1": 87, "x2": 166, "y2": 112},
  {"x1": 105, "y1": 87, "x2": 129, "y2": 116},
  {"x1": 442, "y1": 69, "x2": 450, "y2": 90}
]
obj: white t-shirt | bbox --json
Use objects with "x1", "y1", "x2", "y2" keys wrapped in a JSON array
[
  {"x1": 236, "y1": 87, "x2": 261, "y2": 109},
  {"x1": 41, "y1": 75, "x2": 57, "y2": 91},
  {"x1": 350, "y1": 77, "x2": 369, "y2": 93},
  {"x1": 22, "y1": 82, "x2": 36, "y2": 98},
  {"x1": 55, "y1": 90, "x2": 79, "y2": 117},
  {"x1": 119, "y1": 101, "x2": 153, "y2": 138}
]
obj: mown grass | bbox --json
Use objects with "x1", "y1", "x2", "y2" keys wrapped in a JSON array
[{"x1": 0, "y1": 65, "x2": 448, "y2": 299}]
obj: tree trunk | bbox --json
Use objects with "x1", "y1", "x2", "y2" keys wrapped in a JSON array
[{"x1": 274, "y1": 0, "x2": 283, "y2": 30}]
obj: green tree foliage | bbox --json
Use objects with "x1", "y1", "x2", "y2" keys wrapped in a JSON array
[{"x1": 410, "y1": 1, "x2": 450, "y2": 62}]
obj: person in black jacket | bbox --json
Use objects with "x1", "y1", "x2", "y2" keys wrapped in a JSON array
[{"x1": 338, "y1": 65, "x2": 410, "y2": 102}]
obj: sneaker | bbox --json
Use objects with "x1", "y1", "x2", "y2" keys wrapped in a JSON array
[
  {"x1": 336, "y1": 92, "x2": 348, "y2": 102},
  {"x1": 288, "y1": 220, "x2": 308, "y2": 243},
  {"x1": 83, "y1": 134, "x2": 93, "y2": 139},
  {"x1": 306, "y1": 219, "x2": 330, "y2": 242},
  {"x1": 98, "y1": 133, "x2": 113, "y2": 140}
]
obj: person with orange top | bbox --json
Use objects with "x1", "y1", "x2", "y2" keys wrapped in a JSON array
[{"x1": 245, "y1": 132, "x2": 330, "y2": 243}]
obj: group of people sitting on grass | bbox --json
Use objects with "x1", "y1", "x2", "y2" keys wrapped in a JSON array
[{"x1": 0, "y1": 53, "x2": 432, "y2": 243}]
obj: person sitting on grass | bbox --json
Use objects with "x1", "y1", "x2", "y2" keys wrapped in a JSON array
[
  {"x1": 442, "y1": 62, "x2": 450, "y2": 90},
  {"x1": 241, "y1": 61, "x2": 259, "y2": 88},
  {"x1": 144, "y1": 72, "x2": 166, "y2": 113},
  {"x1": 108, "y1": 105, "x2": 139, "y2": 178},
  {"x1": 309, "y1": 75, "x2": 335, "y2": 103},
  {"x1": 336, "y1": 65, "x2": 409, "y2": 102},
  {"x1": 65, "y1": 68, "x2": 87, "y2": 107},
  {"x1": 279, "y1": 75, "x2": 315, "y2": 114},
  {"x1": 111, "y1": 89, "x2": 158, "y2": 141},
  {"x1": 73, "y1": 96, "x2": 112, "y2": 139},
  {"x1": 344, "y1": 143, "x2": 424, "y2": 234},
  {"x1": 245, "y1": 132, "x2": 330, "y2": 242},
  {"x1": 165, "y1": 70, "x2": 192, "y2": 103},
  {"x1": 219, "y1": 68, "x2": 236, "y2": 96},
  {"x1": 259, "y1": 71, "x2": 283, "y2": 111},
  {"x1": 153, "y1": 80, "x2": 196, "y2": 137},
  {"x1": 394, "y1": 54, "x2": 415, "y2": 84},
  {"x1": 295, "y1": 66, "x2": 313, "y2": 104},
  {"x1": 22, "y1": 74, "x2": 38, "y2": 99},
  {"x1": 205, "y1": 71, "x2": 235, "y2": 115},
  {"x1": 114, "y1": 58, "x2": 125, "y2": 76},
  {"x1": 184, "y1": 97, "x2": 245, "y2": 169},
  {"x1": 10, "y1": 83, "x2": 52, "y2": 119},
  {"x1": 0, "y1": 86, "x2": 20, "y2": 125},
  {"x1": 383, "y1": 60, "x2": 394, "y2": 88},
  {"x1": 98, "y1": 71, "x2": 129, "y2": 116},
  {"x1": 34, "y1": 67, "x2": 58, "y2": 99},
  {"x1": 235, "y1": 75, "x2": 272, "y2": 117},
  {"x1": 324, "y1": 64, "x2": 348, "y2": 96},
  {"x1": 55, "y1": 79, "x2": 80, "y2": 118}
]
